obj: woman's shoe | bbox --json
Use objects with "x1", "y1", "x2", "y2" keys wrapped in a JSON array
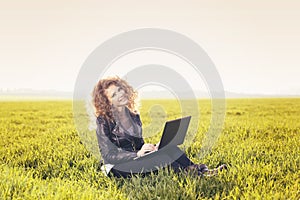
[
  {"x1": 203, "y1": 164, "x2": 228, "y2": 177},
  {"x1": 197, "y1": 164, "x2": 209, "y2": 173},
  {"x1": 185, "y1": 164, "x2": 207, "y2": 176}
]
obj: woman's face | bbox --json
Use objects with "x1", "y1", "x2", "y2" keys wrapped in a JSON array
[{"x1": 105, "y1": 84, "x2": 129, "y2": 108}]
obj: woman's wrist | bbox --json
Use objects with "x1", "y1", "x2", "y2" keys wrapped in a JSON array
[{"x1": 137, "y1": 150, "x2": 142, "y2": 157}]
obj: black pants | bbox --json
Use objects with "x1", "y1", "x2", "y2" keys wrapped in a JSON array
[{"x1": 109, "y1": 146, "x2": 194, "y2": 178}]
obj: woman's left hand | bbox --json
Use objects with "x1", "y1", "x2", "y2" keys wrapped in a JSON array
[{"x1": 137, "y1": 143, "x2": 156, "y2": 157}]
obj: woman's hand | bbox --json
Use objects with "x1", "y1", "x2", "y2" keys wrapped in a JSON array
[{"x1": 137, "y1": 143, "x2": 156, "y2": 157}]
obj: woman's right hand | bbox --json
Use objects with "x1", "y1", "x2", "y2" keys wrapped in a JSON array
[{"x1": 137, "y1": 143, "x2": 156, "y2": 157}]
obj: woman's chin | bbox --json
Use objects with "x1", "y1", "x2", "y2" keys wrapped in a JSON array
[
  {"x1": 121, "y1": 100, "x2": 129, "y2": 106},
  {"x1": 115, "y1": 102, "x2": 128, "y2": 108}
]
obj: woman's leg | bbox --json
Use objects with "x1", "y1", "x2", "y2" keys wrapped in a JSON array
[
  {"x1": 109, "y1": 167, "x2": 156, "y2": 178},
  {"x1": 109, "y1": 146, "x2": 197, "y2": 178},
  {"x1": 109, "y1": 168, "x2": 132, "y2": 178},
  {"x1": 166, "y1": 146, "x2": 194, "y2": 169},
  {"x1": 110, "y1": 152, "x2": 173, "y2": 177}
]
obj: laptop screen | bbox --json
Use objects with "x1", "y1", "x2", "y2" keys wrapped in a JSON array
[{"x1": 158, "y1": 116, "x2": 191, "y2": 150}]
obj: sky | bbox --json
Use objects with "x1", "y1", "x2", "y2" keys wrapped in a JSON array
[{"x1": 0, "y1": 0, "x2": 300, "y2": 95}]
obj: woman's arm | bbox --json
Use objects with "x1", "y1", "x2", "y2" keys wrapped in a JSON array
[{"x1": 96, "y1": 117, "x2": 138, "y2": 164}]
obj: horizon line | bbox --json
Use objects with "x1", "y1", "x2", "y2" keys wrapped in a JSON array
[{"x1": 0, "y1": 88, "x2": 299, "y2": 96}]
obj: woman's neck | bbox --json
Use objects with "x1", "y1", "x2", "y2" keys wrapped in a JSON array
[
  {"x1": 113, "y1": 106, "x2": 134, "y2": 131},
  {"x1": 113, "y1": 106, "x2": 128, "y2": 119}
]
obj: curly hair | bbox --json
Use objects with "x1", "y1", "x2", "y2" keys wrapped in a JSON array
[{"x1": 92, "y1": 76, "x2": 138, "y2": 121}]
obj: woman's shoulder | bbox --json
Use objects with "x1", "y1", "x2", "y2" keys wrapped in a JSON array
[
  {"x1": 128, "y1": 110, "x2": 140, "y2": 118},
  {"x1": 130, "y1": 111, "x2": 142, "y2": 125},
  {"x1": 96, "y1": 115, "x2": 108, "y2": 125},
  {"x1": 96, "y1": 115, "x2": 116, "y2": 126}
]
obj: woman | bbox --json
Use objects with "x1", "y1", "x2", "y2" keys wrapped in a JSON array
[{"x1": 92, "y1": 76, "x2": 226, "y2": 178}]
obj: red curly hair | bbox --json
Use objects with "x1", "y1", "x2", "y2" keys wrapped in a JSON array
[{"x1": 92, "y1": 76, "x2": 138, "y2": 121}]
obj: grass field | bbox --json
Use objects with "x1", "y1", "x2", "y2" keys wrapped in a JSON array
[{"x1": 0, "y1": 98, "x2": 299, "y2": 199}]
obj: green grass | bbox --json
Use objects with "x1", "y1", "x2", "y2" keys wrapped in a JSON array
[{"x1": 0, "y1": 99, "x2": 299, "y2": 199}]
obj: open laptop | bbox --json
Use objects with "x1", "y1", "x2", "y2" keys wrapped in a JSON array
[{"x1": 134, "y1": 116, "x2": 191, "y2": 160}]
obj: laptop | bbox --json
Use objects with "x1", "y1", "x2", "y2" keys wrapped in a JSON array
[{"x1": 134, "y1": 116, "x2": 191, "y2": 160}]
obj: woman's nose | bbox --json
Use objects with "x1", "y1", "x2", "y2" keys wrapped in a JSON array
[{"x1": 119, "y1": 90, "x2": 124, "y2": 95}]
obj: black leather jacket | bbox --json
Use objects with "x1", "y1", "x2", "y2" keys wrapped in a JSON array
[{"x1": 96, "y1": 112, "x2": 144, "y2": 164}]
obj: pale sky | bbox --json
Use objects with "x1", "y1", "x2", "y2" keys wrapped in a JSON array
[{"x1": 0, "y1": 0, "x2": 300, "y2": 95}]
